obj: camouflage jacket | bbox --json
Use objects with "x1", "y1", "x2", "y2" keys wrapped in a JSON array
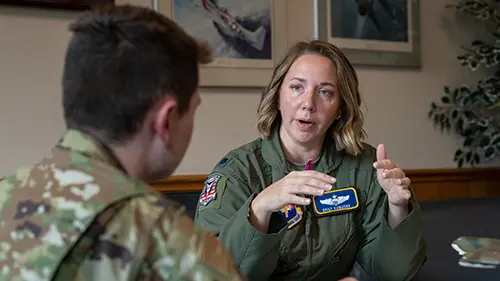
[{"x1": 0, "y1": 129, "x2": 243, "y2": 281}]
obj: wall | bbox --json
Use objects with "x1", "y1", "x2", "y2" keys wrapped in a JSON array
[{"x1": 0, "y1": 0, "x2": 496, "y2": 178}]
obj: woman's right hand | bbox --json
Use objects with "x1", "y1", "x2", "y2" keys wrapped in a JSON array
[{"x1": 251, "y1": 170, "x2": 336, "y2": 218}]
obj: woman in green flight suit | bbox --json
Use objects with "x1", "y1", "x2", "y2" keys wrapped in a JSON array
[{"x1": 194, "y1": 40, "x2": 427, "y2": 281}]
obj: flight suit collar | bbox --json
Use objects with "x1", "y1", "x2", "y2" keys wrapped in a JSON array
[
  {"x1": 261, "y1": 129, "x2": 343, "y2": 176},
  {"x1": 56, "y1": 129, "x2": 125, "y2": 172}
]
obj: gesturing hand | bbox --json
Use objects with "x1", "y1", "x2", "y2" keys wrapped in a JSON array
[
  {"x1": 251, "y1": 170, "x2": 336, "y2": 215},
  {"x1": 372, "y1": 144, "x2": 411, "y2": 207}
]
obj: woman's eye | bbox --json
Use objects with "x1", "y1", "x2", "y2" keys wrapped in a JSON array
[{"x1": 319, "y1": 89, "x2": 332, "y2": 96}]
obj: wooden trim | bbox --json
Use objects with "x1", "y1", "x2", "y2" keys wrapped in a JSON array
[
  {"x1": 149, "y1": 168, "x2": 500, "y2": 201},
  {"x1": 150, "y1": 174, "x2": 206, "y2": 193}
]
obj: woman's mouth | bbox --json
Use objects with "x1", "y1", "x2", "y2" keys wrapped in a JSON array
[{"x1": 296, "y1": 119, "x2": 315, "y2": 129}]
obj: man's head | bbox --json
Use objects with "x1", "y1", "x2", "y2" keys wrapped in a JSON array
[{"x1": 62, "y1": 4, "x2": 212, "y2": 181}]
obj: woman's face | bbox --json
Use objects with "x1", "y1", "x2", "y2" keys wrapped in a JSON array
[{"x1": 278, "y1": 54, "x2": 341, "y2": 146}]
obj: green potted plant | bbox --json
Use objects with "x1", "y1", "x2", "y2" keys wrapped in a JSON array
[{"x1": 429, "y1": 0, "x2": 500, "y2": 167}]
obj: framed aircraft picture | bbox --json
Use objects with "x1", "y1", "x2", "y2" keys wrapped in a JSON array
[
  {"x1": 0, "y1": 0, "x2": 114, "y2": 10},
  {"x1": 157, "y1": 0, "x2": 288, "y2": 88},
  {"x1": 315, "y1": 0, "x2": 421, "y2": 68}
]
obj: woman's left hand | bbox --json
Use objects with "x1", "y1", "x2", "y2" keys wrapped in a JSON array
[{"x1": 372, "y1": 144, "x2": 411, "y2": 207}]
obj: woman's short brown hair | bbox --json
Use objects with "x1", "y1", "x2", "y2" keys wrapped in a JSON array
[{"x1": 256, "y1": 40, "x2": 367, "y2": 156}]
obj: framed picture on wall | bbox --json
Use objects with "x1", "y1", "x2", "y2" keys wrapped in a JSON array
[
  {"x1": 0, "y1": 0, "x2": 114, "y2": 11},
  {"x1": 315, "y1": 0, "x2": 421, "y2": 68},
  {"x1": 157, "y1": 0, "x2": 288, "y2": 88}
]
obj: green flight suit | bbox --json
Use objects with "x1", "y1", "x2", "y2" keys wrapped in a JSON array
[{"x1": 194, "y1": 130, "x2": 427, "y2": 281}]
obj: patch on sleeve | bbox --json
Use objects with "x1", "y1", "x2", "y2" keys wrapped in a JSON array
[
  {"x1": 199, "y1": 174, "x2": 227, "y2": 208},
  {"x1": 217, "y1": 156, "x2": 232, "y2": 168},
  {"x1": 279, "y1": 205, "x2": 303, "y2": 229}
]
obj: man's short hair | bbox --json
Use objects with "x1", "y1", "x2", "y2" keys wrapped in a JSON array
[{"x1": 62, "y1": 4, "x2": 212, "y2": 142}]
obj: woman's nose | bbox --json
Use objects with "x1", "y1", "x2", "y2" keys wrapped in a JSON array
[{"x1": 300, "y1": 90, "x2": 316, "y2": 112}]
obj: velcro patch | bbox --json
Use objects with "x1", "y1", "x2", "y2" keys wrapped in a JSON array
[
  {"x1": 217, "y1": 157, "x2": 232, "y2": 168},
  {"x1": 278, "y1": 205, "x2": 303, "y2": 229},
  {"x1": 312, "y1": 187, "x2": 359, "y2": 216},
  {"x1": 199, "y1": 174, "x2": 225, "y2": 207}
]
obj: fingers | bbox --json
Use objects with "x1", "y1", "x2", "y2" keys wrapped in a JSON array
[
  {"x1": 295, "y1": 170, "x2": 336, "y2": 184},
  {"x1": 276, "y1": 171, "x2": 339, "y2": 203},
  {"x1": 376, "y1": 144, "x2": 387, "y2": 161},
  {"x1": 285, "y1": 171, "x2": 336, "y2": 196},
  {"x1": 373, "y1": 159, "x2": 398, "y2": 170},
  {"x1": 286, "y1": 194, "x2": 312, "y2": 205},
  {"x1": 394, "y1": 185, "x2": 411, "y2": 200},
  {"x1": 380, "y1": 168, "x2": 406, "y2": 179},
  {"x1": 302, "y1": 176, "x2": 335, "y2": 190},
  {"x1": 290, "y1": 184, "x2": 328, "y2": 196},
  {"x1": 396, "y1": 177, "x2": 411, "y2": 186},
  {"x1": 388, "y1": 179, "x2": 412, "y2": 201}
]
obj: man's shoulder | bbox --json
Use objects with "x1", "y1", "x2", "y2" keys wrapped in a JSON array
[
  {"x1": 99, "y1": 193, "x2": 185, "y2": 226},
  {"x1": 0, "y1": 166, "x2": 167, "y2": 280},
  {"x1": 94, "y1": 194, "x2": 243, "y2": 281},
  {"x1": 51, "y1": 194, "x2": 215, "y2": 280},
  {"x1": 82, "y1": 193, "x2": 186, "y2": 247},
  {"x1": 0, "y1": 164, "x2": 34, "y2": 184},
  {"x1": 143, "y1": 198, "x2": 243, "y2": 280}
]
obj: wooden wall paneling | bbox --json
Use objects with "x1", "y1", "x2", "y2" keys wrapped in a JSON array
[
  {"x1": 407, "y1": 168, "x2": 500, "y2": 200},
  {"x1": 150, "y1": 168, "x2": 500, "y2": 201}
]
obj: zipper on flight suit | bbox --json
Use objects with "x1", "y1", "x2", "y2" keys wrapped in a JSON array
[{"x1": 304, "y1": 205, "x2": 312, "y2": 280}]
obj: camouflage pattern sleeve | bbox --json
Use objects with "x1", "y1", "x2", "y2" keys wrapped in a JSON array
[
  {"x1": 51, "y1": 194, "x2": 170, "y2": 281},
  {"x1": 137, "y1": 197, "x2": 244, "y2": 281},
  {"x1": 51, "y1": 194, "x2": 244, "y2": 281}
]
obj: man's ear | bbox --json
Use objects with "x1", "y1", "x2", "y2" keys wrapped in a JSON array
[{"x1": 154, "y1": 99, "x2": 178, "y2": 144}]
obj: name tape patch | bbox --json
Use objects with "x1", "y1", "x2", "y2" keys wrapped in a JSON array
[
  {"x1": 279, "y1": 204, "x2": 303, "y2": 229},
  {"x1": 312, "y1": 187, "x2": 359, "y2": 216}
]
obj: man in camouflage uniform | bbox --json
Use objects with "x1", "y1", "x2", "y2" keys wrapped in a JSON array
[{"x1": 0, "y1": 4, "x2": 244, "y2": 281}]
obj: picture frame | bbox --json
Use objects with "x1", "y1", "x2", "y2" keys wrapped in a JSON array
[
  {"x1": 157, "y1": 0, "x2": 288, "y2": 88},
  {"x1": 0, "y1": 0, "x2": 114, "y2": 11},
  {"x1": 315, "y1": 0, "x2": 421, "y2": 68}
]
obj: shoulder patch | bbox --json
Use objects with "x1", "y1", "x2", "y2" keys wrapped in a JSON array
[
  {"x1": 217, "y1": 157, "x2": 232, "y2": 168},
  {"x1": 199, "y1": 174, "x2": 227, "y2": 208}
]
